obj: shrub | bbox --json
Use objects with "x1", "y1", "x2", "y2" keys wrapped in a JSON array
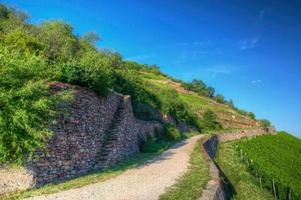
[
  {"x1": 140, "y1": 137, "x2": 173, "y2": 153},
  {"x1": 260, "y1": 119, "x2": 271, "y2": 128},
  {"x1": 248, "y1": 112, "x2": 256, "y2": 120},
  {"x1": 215, "y1": 94, "x2": 225, "y2": 104},
  {"x1": 164, "y1": 124, "x2": 181, "y2": 141},
  {"x1": 0, "y1": 47, "x2": 72, "y2": 165},
  {"x1": 60, "y1": 50, "x2": 115, "y2": 96},
  {"x1": 36, "y1": 20, "x2": 80, "y2": 62},
  {"x1": 201, "y1": 109, "x2": 222, "y2": 131}
]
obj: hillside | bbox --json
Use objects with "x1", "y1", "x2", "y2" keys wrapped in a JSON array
[
  {"x1": 139, "y1": 72, "x2": 262, "y2": 129},
  {"x1": 0, "y1": 3, "x2": 269, "y2": 166},
  {"x1": 0, "y1": 4, "x2": 279, "y2": 200}
]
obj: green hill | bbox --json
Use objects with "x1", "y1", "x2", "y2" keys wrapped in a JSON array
[{"x1": 0, "y1": 4, "x2": 265, "y2": 166}]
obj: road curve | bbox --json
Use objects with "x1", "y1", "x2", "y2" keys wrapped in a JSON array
[{"x1": 28, "y1": 135, "x2": 202, "y2": 200}]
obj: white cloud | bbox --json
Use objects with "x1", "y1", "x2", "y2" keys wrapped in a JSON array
[
  {"x1": 239, "y1": 37, "x2": 260, "y2": 50},
  {"x1": 251, "y1": 79, "x2": 262, "y2": 84}
]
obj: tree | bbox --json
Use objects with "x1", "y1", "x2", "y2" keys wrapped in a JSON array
[
  {"x1": 183, "y1": 82, "x2": 193, "y2": 93},
  {"x1": 37, "y1": 20, "x2": 80, "y2": 62},
  {"x1": 215, "y1": 94, "x2": 225, "y2": 104},
  {"x1": 228, "y1": 99, "x2": 235, "y2": 108},
  {"x1": 206, "y1": 86, "x2": 215, "y2": 98},
  {"x1": 0, "y1": 4, "x2": 9, "y2": 19},
  {"x1": 260, "y1": 119, "x2": 271, "y2": 128},
  {"x1": 123, "y1": 61, "x2": 141, "y2": 71},
  {"x1": 248, "y1": 112, "x2": 256, "y2": 120},
  {"x1": 191, "y1": 79, "x2": 206, "y2": 95},
  {"x1": 81, "y1": 32, "x2": 100, "y2": 45}
]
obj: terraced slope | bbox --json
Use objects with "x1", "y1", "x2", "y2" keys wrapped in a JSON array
[{"x1": 141, "y1": 73, "x2": 261, "y2": 129}]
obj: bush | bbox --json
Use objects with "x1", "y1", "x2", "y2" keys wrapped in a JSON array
[
  {"x1": 59, "y1": 53, "x2": 114, "y2": 96},
  {"x1": 0, "y1": 47, "x2": 72, "y2": 165},
  {"x1": 215, "y1": 94, "x2": 225, "y2": 104},
  {"x1": 248, "y1": 112, "x2": 256, "y2": 120},
  {"x1": 260, "y1": 119, "x2": 271, "y2": 128},
  {"x1": 164, "y1": 124, "x2": 181, "y2": 141},
  {"x1": 140, "y1": 137, "x2": 173, "y2": 153},
  {"x1": 201, "y1": 109, "x2": 222, "y2": 131}
]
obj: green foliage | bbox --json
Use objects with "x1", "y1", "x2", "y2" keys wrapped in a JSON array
[
  {"x1": 206, "y1": 86, "x2": 215, "y2": 98},
  {"x1": 227, "y1": 99, "x2": 235, "y2": 108},
  {"x1": 201, "y1": 109, "x2": 222, "y2": 130},
  {"x1": 113, "y1": 70, "x2": 161, "y2": 117},
  {"x1": 0, "y1": 3, "x2": 270, "y2": 166},
  {"x1": 131, "y1": 78, "x2": 201, "y2": 130},
  {"x1": 0, "y1": 4, "x2": 27, "y2": 34},
  {"x1": 214, "y1": 94, "x2": 225, "y2": 104},
  {"x1": 235, "y1": 132, "x2": 301, "y2": 199},
  {"x1": 81, "y1": 31, "x2": 100, "y2": 45},
  {"x1": 140, "y1": 137, "x2": 174, "y2": 153},
  {"x1": 182, "y1": 79, "x2": 216, "y2": 98},
  {"x1": 0, "y1": 47, "x2": 73, "y2": 165},
  {"x1": 248, "y1": 112, "x2": 256, "y2": 120},
  {"x1": 260, "y1": 119, "x2": 271, "y2": 127},
  {"x1": 60, "y1": 51, "x2": 115, "y2": 96},
  {"x1": 164, "y1": 124, "x2": 181, "y2": 141},
  {"x1": 2, "y1": 28, "x2": 44, "y2": 54},
  {"x1": 216, "y1": 142, "x2": 274, "y2": 200},
  {"x1": 36, "y1": 20, "x2": 80, "y2": 62}
]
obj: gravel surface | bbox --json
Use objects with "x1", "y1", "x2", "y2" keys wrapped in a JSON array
[{"x1": 28, "y1": 135, "x2": 202, "y2": 200}]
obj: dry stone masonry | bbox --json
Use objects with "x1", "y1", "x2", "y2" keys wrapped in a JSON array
[{"x1": 0, "y1": 83, "x2": 162, "y2": 194}]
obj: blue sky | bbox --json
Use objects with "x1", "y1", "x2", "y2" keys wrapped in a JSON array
[{"x1": 3, "y1": 0, "x2": 301, "y2": 137}]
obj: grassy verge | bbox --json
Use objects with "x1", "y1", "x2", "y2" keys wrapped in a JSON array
[
  {"x1": 215, "y1": 142, "x2": 274, "y2": 200},
  {"x1": 3, "y1": 152, "x2": 163, "y2": 200},
  {"x1": 158, "y1": 137, "x2": 209, "y2": 200}
]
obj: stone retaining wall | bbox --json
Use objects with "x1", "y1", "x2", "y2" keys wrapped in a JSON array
[
  {"x1": 0, "y1": 83, "x2": 163, "y2": 194},
  {"x1": 199, "y1": 127, "x2": 275, "y2": 200}
]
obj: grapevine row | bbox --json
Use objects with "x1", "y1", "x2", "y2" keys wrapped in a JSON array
[{"x1": 234, "y1": 132, "x2": 301, "y2": 200}]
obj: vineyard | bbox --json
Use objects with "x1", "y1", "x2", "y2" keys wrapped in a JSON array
[{"x1": 234, "y1": 132, "x2": 301, "y2": 200}]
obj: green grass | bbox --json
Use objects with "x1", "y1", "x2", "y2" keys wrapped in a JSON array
[
  {"x1": 144, "y1": 78, "x2": 173, "y2": 89},
  {"x1": 215, "y1": 142, "x2": 274, "y2": 200},
  {"x1": 2, "y1": 152, "x2": 162, "y2": 200},
  {"x1": 140, "y1": 72, "x2": 168, "y2": 80},
  {"x1": 178, "y1": 93, "x2": 239, "y2": 116},
  {"x1": 158, "y1": 137, "x2": 209, "y2": 200}
]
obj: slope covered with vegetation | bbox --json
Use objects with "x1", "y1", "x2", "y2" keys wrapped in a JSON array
[
  {"x1": 216, "y1": 142, "x2": 274, "y2": 200},
  {"x1": 234, "y1": 132, "x2": 301, "y2": 199},
  {"x1": 0, "y1": 4, "x2": 265, "y2": 166}
]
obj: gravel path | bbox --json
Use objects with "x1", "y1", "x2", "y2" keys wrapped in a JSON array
[{"x1": 28, "y1": 135, "x2": 202, "y2": 200}]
